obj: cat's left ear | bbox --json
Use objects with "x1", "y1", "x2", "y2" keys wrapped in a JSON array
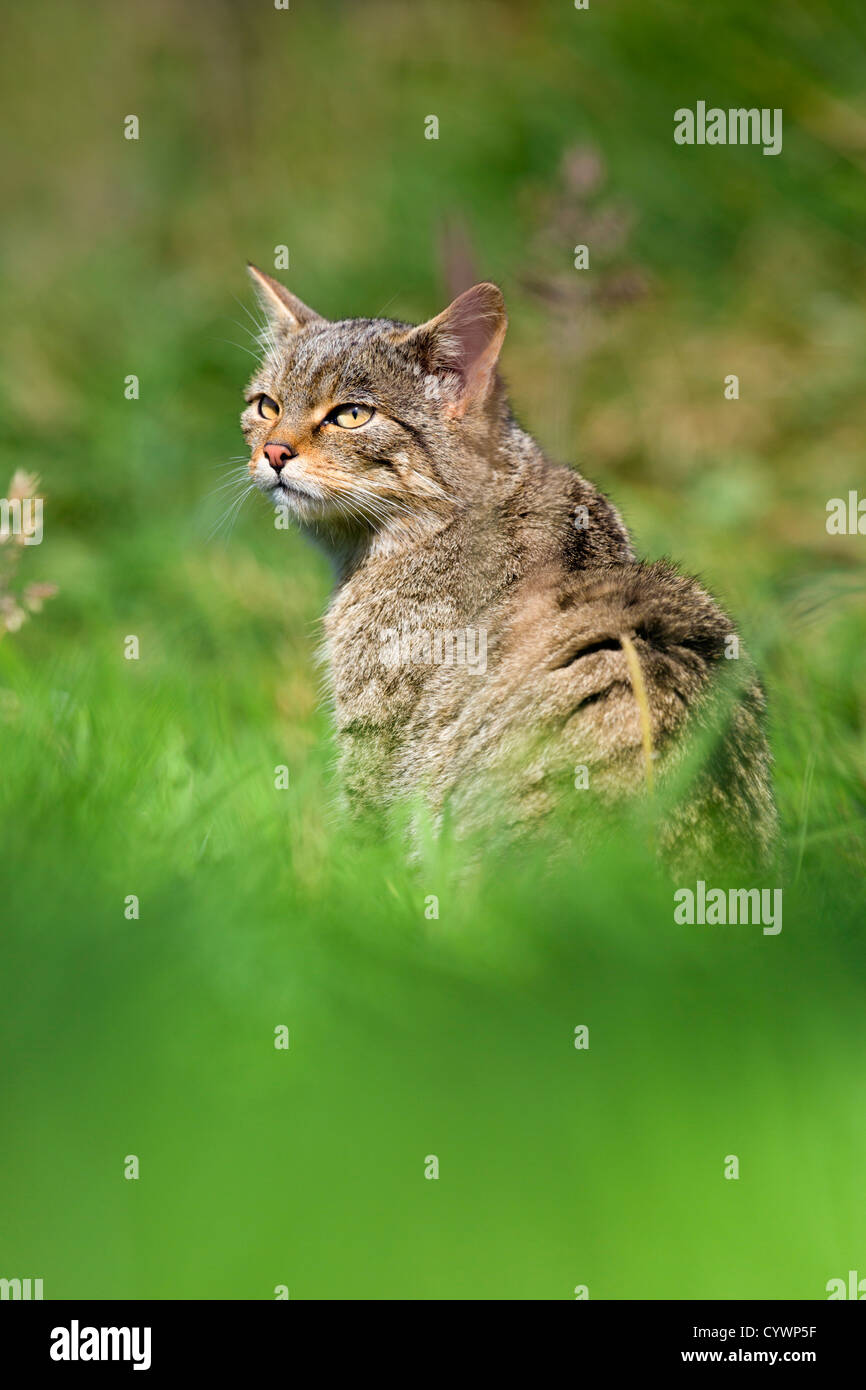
[
  {"x1": 402, "y1": 282, "x2": 507, "y2": 418},
  {"x1": 247, "y1": 264, "x2": 325, "y2": 332}
]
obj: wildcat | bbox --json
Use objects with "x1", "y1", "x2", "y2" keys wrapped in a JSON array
[{"x1": 240, "y1": 265, "x2": 777, "y2": 866}]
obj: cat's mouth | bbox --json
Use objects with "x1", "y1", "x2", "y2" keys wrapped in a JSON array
[
  {"x1": 264, "y1": 474, "x2": 328, "y2": 521},
  {"x1": 269, "y1": 477, "x2": 317, "y2": 502}
]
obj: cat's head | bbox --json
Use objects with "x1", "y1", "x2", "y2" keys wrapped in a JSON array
[{"x1": 241, "y1": 266, "x2": 507, "y2": 536}]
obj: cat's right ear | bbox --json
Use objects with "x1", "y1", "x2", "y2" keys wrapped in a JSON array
[
  {"x1": 247, "y1": 264, "x2": 325, "y2": 331},
  {"x1": 400, "y1": 282, "x2": 507, "y2": 418}
]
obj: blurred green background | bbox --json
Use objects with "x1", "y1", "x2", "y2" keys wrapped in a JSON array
[{"x1": 1, "y1": 0, "x2": 864, "y2": 1299}]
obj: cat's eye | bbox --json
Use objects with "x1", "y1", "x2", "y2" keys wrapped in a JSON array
[
  {"x1": 331, "y1": 404, "x2": 375, "y2": 429},
  {"x1": 257, "y1": 394, "x2": 281, "y2": 421}
]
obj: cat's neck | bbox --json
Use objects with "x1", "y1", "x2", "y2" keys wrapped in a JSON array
[
  {"x1": 307, "y1": 407, "x2": 522, "y2": 581},
  {"x1": 302, "y1": 504, "x2": 456, "y2": 581}
]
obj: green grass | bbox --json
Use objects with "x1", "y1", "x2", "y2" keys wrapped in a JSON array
[{"x1": 0, "y1": 0, "x2": 864, "y2": 1299}]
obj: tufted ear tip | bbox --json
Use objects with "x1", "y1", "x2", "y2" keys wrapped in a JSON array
[
  {"x1": 461, "y1": 281, "x2": 506, "y2": 314},
  {"x1": 246, "y1": 265, "x2": 325, "y2": 331}
]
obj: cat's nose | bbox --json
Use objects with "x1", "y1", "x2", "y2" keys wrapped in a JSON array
[{"x1": 264, "y1": 441, "x2": 297, "y2": 473}]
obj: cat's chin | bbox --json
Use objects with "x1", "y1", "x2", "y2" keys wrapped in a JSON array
[{"x1": 266, "y1": 478, "x2": 323, "y2": 521}]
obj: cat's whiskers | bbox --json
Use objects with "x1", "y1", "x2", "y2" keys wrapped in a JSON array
[
  {"x1": 332, "y1": 489, "x2": 394, "y2": 533},
  {"x1": 209, "y1": 495, "x2": 247, "y2": 541},
  {"x1": 400, "y1": 469, "x2": 455, "y2": 504},
  {"x1": 254, "y1": 317, "x2": 281, "y2": 361},
  {"x1": 337, "y1": 487, "x2": 448, "y2": 557},
  {"x1": 234, "y1": 294, "x2": 281, "y2": 367},
  {"x1": 211, "y1": 474, "x2": 253, "y2": 496},
  {"x1": 217, "y1": 337, "x2": 264, "y2": 362},
  {"x1": 350, "y1": 493, "x2": 410, "y2": 524},
  {"x1": 207, "y1": 462, "x2": 259, "y2": 540},
  {"x1": 228, "y1": 315, "x2": 267, "y2": 347},
  {"x1": 219, "y1": 307, "x2": 284, "y2": 364},
  {"x1": 347, "y1": 481, "x2": 426, "y2": 523},
  {"x1": 208, "y1": 461, "x2": 251, "y2": 494},
  {"x1": 231, "y1": 295, "x2": 272, "y2": 346},
  {"x1": 345, "y1": 491, "x2": 406, "y2": 529}
]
